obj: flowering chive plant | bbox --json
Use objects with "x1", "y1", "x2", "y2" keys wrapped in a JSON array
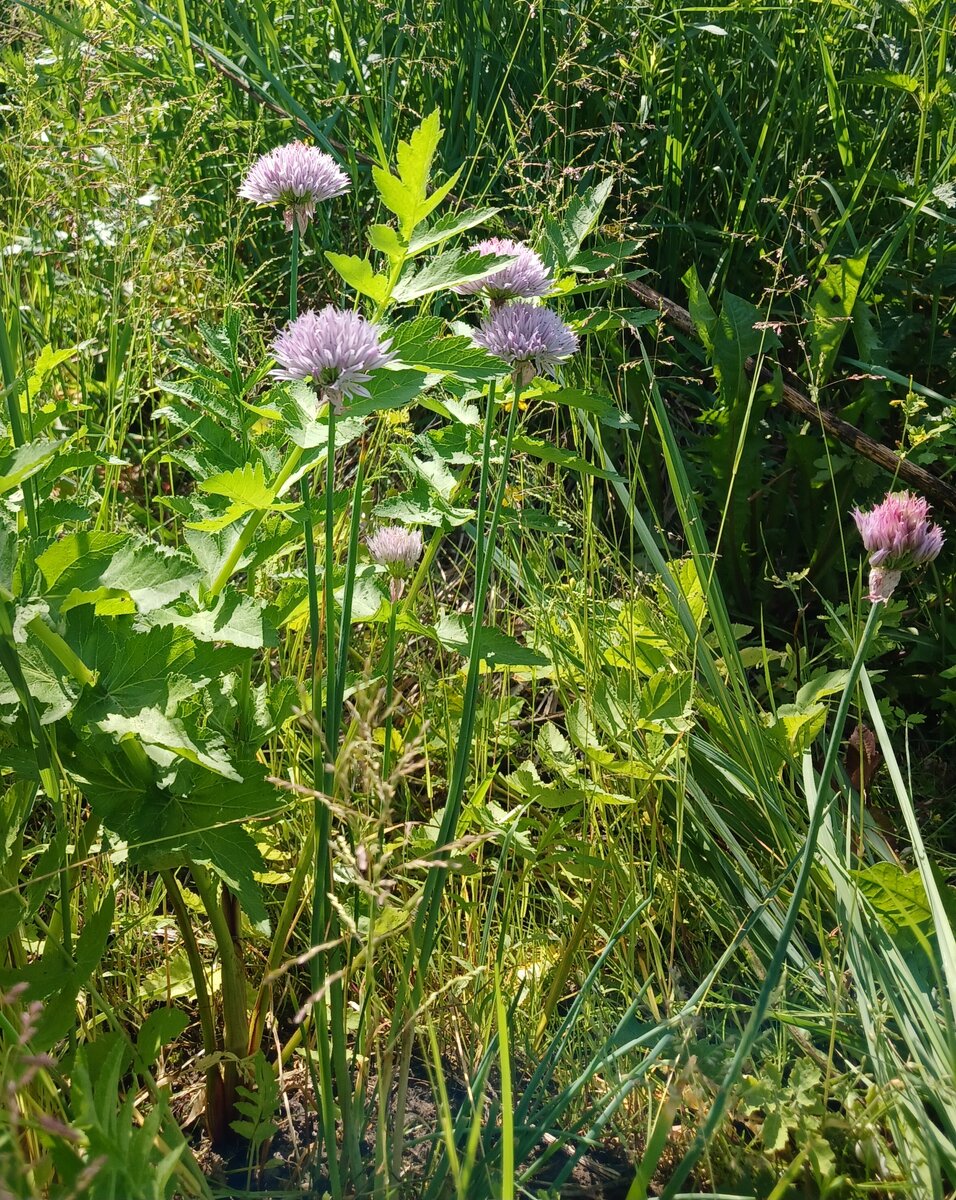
[
  {"x1": 239, "y1": 142, "x2": 350, "y2": 234},
  {"x1": 453, "y1": 237, "x2": 552, "y2": 303},
  {"x1": 852, "y1": 490, "x2": 944, "y2": 602},
  {"x1": 271, "y1": 306, "x2": 395, "y2": 411},
  {"x1": 472, "y1": 301, "x2": 579, "y2": 387}
]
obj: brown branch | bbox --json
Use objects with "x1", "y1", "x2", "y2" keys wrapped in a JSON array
[{"x1": 626, "y1": 279, "x2": 956, "y2": 516}]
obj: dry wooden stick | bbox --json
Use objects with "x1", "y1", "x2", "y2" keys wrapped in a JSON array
[{"x1": 626, "y1": 279, "x2": 956, "y2": 516}]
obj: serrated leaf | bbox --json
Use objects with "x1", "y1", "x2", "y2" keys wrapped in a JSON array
[
  {"x1": 98, "y1": 708, "x2": 241, "y2": 780},
  {"x1": 407, "y1": 206, "x2": 500, "y2": 255},
  {"x1": 808, "y1": 252, "x2": 869, "y2": 384},
  {"x1": 325, "y1": 252, "x2": 391, "y2": 304},
  {"x1": 200, "y1": 461, "x2": 289, "y2": 511},
  {"x1": 367, "y1": 223, "x2": 407, "y2": 260},
  {"x1": 435, "y1": 612, "x2": 548, "y2": 668},
  {"x1": 372, "y1": 167, "x2": 418, "y2": 234},
  {"x1": 0, "y1": 438, "x2": 65, "y2": 494},
  {"x1": 37, "y1": 533, "x2": 201, "y2": 616},
  {"x1": 392, "y1": 249, "x2": 512, "y2": 303},
  {"x1": 99, "y1": 542, "x2": 202, "y2": 614},
  {"x1": 560, "y1": 176, "x2": 613, "y2": 261},
  {"x1": 345, "y1": 369, "x2": 423, "y2": 417},
  {"x1": 388, "y1": 317, "x2": 499, "y2": 381},
  {"x1": 146, "y1": 592, "x2": 274, "y2": 649},
  {"x1": 396, "y1": 108, "x2": 442, "y2": 204},
  {"x1": 373, "y1": 482, "x2": 473, "y2": 528},
  {"x1": 510, "y1": 435, "x2": 622, "y2": 480}
]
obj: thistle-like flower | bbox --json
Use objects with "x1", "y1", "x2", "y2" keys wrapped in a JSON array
[
  {"x1": 271, "y1": 307, "x2": 395, "y2": 411},
  {"x1": 239, "y1": 142, "x2": 350, "y2": 234},
  {"x1": 367, "y1": 525, "x2": 423, "y2": 601},
  {"x1": 472, "y1": 301, "x2": 578, "y2": 387},
  {"x1": 852, "y1": 490, "x2": 944, "y2": 602},
  {"x1": 454, "y1": 237, "x2": 552, "y2": 303}
]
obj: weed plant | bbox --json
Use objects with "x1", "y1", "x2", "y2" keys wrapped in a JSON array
[{"x1": 1, "y1": 2, "x2": 955, "y2": 1199}]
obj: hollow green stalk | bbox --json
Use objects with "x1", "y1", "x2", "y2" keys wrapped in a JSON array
[
  {"x1": 659, "y1": 600, "x2": 882, "y2": 1198},
  {"x1": 392, "y1": 376, "x2": 521, "y2": 1040}
]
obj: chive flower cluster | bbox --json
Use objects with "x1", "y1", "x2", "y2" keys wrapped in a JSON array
[
  {"x1": 852, "y1": 490, "x2": 944, "y2": 602},
  {"x1": 239, "y1": 142, "x2": 350, "y2": 234},
  {"x1": 456, "y1": 236, "x2": 577, "y2": 386},
  {"x1": 271, "y1": 306, "x2": 395, "y2": 412}
]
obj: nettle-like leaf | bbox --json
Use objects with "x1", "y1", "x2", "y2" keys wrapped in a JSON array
[
  {"x1": 807, "y1": 251, "x2": 869, "y2": 385},
  {"x1": 392, "y1": 248, "x2": 512, "y2": 303},
  {"x1": 388, "y1": 317, "x2": 499, "y2": 382},
  {"x1": 37, "y1": 533, "x2": 201, "y2": 616},
  {"x1": 373, "y1": 482, "x2": 473, "y2": 529},
  {"x1": 542, "y1": 176, "x2": 613, "y2": 270},
  {"x1": 435, "y1": 612, "x2": 549, "y2": 669},
  {"x1": 143, "y1": 591, "x2": 275, "y2": 650},
  {"x1": 0, "y1": 438, "x2": 66, "y2": 495},
  {"x1": 407, "y1": 206, "x2": 500, "y2": 256},
  {"x1": 190, "y1": 461, "x2": 296, "y2": 532}
]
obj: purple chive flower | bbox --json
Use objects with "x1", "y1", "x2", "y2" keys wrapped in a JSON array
[
  {"x1": 472, "y1": 301, "x2": 578, "y2": 386},
  {"x1": 852, "y1": 490, "x2": 944, "y2": 602},
  {"x1": 367, "y1": 526, "x2": 423, "y2": 578},
  {"x1": 271, "y1": 306, "x2": 395, "y2": 412},
  {"x1": 454, "y1": 237, "x2": 552, "y2": 303},
  {"x1": 239, "y1": 142, "x2": 350, "y2": 234},
  {"x1": 367, "y1": 525, "x2": 423, "y2": 602}
]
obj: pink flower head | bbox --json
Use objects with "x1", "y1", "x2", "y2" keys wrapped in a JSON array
[
  {"x1": 454, "y1": 238, "x2": 552, "y2": 302},
  {"x1": 852, "y1": 490, "x2": 944, "y2": 602},
  {"x1": 472, "y1": 302, "x2": 578, "y2": 387},
  {"x1": 367, "y1": 526, "x2": 423, "y2": 578},
  {"x1": 239, "y1": 142, "x2": 350, "y2": 234},
  {"x1": 367, "y1": 525, "x2": 423, "y2": 602},
  {"x1": 271, "y1": 306, "x2": 395, "y2": 412}
]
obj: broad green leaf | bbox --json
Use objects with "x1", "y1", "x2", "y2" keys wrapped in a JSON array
[
  {"x1": 853, "y1": 863, "x2": 934, "y2": 942},
  {"x1": 99, "y1": 542, "x2": 202, "y2": 614},
  {"x1": 200, "y1": 461, "x2": 289, "y2": 511},
  {"x1": 98, "y1": 708, "x2": 241, "y2": 780},
  {"x1": 372, "y1": 167, "x2": 418, "y2": 234},
  {"x1": 415, "y1": 166, "x2": 464, "y2": 225},
  {"x1": 435, "y1": 612, "x2": 548, "y2": 668},
  {"x1": 194, "y1": 823, "x2": 270, "y2": 933},
  {"x1": 511, "y1": 435, "x2": 623, "y2": 480},
  {"x1": 0, "y1": 439, "x2": 65, "y2": 494},
  {"x1": 807, "y1": 252, "x2": 869, "y2": 384},
  {"x1": 345, "y1": 369, "x2": 424, "y2": 417},
  {"x1": 373, "y1": 483, "x2": 473, "y2": 528},
  {"x1": 684, "y1": 265, "x2": 718, "y2": 354},
  {"x1": 407, "y1": 206, "x2": 500, "y2": 256},
  {"x1": 25, "y1": 344, "x2": 78, "y2": 403},
  {"x1": 795, "y1": 669, "x2": 851, "y2": 709},
  {"x1": 367, "y1": 224, "x2": 407, "y2": 260},
  {"x1": 559, "y1": 176, "x2": 614, "y2": 263},
  {"x1": 637, "y1": 671, "x2": 694, "y2": 731},
  {"x1": 392, "y1": 249, "x2": 511, "y2": 303},
  {"x1": 37, "y1": 533, "x2": 200, "y2": 615},
  {"x1": 136, "y1": 1009, "x2": 190, "y2": 1068},
  {"x1": 143, "y1": 591, "x2": 275, "y2": 649},
  {"x1": 387, "y1": 317, "x2": 499, "y2": 381},
  {"x1": 325, "y1": 252, "x2": 391, "y2": 304}
]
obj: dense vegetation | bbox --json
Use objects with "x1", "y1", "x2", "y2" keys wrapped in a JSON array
[{"x1": 1, "y1": 1, "x2": 954, "y2": 1197}]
